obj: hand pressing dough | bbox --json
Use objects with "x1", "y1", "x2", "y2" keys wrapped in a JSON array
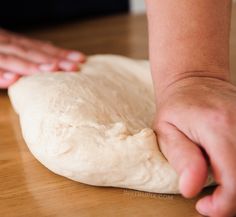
[{"x1": 8, "y1": 55, "x2": 214, "y2": 194}]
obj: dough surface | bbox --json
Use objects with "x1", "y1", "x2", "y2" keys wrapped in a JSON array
[{"x1": 8, "y1": 55, "x2": 213, "y2": 194}]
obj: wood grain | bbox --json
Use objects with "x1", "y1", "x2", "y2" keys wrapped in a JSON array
[{"x1": 1, "y1": 4, "x2": 236, "y2": 217}]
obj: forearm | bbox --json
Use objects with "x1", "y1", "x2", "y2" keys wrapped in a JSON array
[{"x1": 146, "y1": 0, "x2": 232, "y2": 96}]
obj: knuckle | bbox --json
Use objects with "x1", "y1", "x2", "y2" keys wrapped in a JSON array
[{"x1": 154, "y1": 121, "x2": 169, "y2": 134}]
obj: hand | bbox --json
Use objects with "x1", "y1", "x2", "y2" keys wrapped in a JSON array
[
  {"x1": 154, "y1": 76, "x2": 236, "y2": 217},
  {"x1": 0, "y1": 29, "x2": 86, "y2": 89}
]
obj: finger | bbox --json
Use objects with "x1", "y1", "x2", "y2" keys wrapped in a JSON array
[
  {"x1": 58, "y1": 60, "x2": 79, "y2": 71},
  {"x1": 8, "y1": 33, "x2": 86, "y2": 63},
  {"x1": 196, "y1": 138, "x2": 236, "y2": 217},
  {"x1": 0, "y1": 53, "x2": 58, "y2": 75},
  {"x1": 17, "y1": 42, "x2": 81, "y2": 71},
  {"x1": 40, "y1": 43, "x2": 86, "y2": 63},
  {"x1": 0, "y1": 71, "x2": 20, "y2": 89},
  {"x1": 196, "y1": 186, "x2": 236, "y2": 217},
  {"x1": 0, "y1": 42, "x2": 59, "y2": 64},
  {"x1": 156, "y1": 122, "x2": 208, "y2": 198},
  {"x1": 3, "y1": 30, "x2": 84, "y2": 69},
  {"x1": 0, "y1": 41, "x2": 80, "y2": 71}
]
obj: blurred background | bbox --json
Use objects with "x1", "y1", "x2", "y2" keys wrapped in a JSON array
[{"x1": 0, "y1": 0, "x2": 146, "y2": 30}]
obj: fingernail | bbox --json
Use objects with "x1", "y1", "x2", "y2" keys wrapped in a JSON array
[
  {"x1": 59, "y1": 60, "x2": 77, "y2": 71},
  {"x1": 3, "y1": 72, "x2": 15, "y2": 80},
  {"x1": 196, "y1": 203, "x2": 209, "y2": 216},
  {"x1": 39, "y1": 63, "x2": 55, "y2": 72},
  {"x1": 67, "y1": 52, "x2": 83, "y2": 61}
]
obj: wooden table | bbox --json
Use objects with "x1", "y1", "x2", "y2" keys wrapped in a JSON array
[{"x1": 1, "y1": 4, "x2": 236, "y2": 217}]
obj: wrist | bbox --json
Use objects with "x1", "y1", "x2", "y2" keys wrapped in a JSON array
[{"x1": 153, "y1": 70, "x2": 231, "y2": 104}]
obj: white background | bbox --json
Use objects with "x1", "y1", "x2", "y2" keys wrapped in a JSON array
[{"x1": 130, "y1": 0, "x2": 146, "y2": 14}]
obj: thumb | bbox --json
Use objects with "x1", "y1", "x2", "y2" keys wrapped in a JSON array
[{"x1": 156, "y1": 122, "x2": 208, "y2": 198}]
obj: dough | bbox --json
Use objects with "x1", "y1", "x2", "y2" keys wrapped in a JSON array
[{"x1": 8, "y1": 55, "x2": 213, "y2": 194}]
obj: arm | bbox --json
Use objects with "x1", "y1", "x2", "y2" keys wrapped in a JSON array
[
  {"x1": 146, "y1": 0, "x2": 231, "y2": 98},
  {"x1": 146, "y1": 1, "x2": 236, "y2": 217}
]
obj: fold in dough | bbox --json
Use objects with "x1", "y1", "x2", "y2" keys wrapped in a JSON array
[{"x1": 8, "y1": 55, "x2": 214, "y2": 194}]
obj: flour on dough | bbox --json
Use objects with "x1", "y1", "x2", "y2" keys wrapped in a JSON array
[{"x1": 8, "y1": 55, "x2": 213, "y2": 194}]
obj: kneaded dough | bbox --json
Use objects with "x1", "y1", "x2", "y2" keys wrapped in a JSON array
[{"x1": 8, "y1": 55, "x2": 213, "y2": 194}]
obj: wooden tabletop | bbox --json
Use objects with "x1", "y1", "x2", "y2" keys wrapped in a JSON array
[{"x1": 1, "y1": 4, "x2": 236, "y2": 217}]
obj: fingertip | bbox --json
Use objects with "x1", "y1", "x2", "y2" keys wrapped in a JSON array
[
  {"x1": 196, "y1": 195, "x2": 212, "y2": 216},
  {"x1": 179, "y1": 160, "x2": 208, "y2": 198},
  {"x1": 196, "y1": 185, "x2": 236, "y2": 217},
  {"x1": 67, "y1": 51, "x2": 86, "y2": 63},
  {"x1": 38, "y1": 62, "x2": 58, "y2": 72},
  {"x1": 0, "y1": 72, "x2": 20, "y2": 88},
  {"x1": 179, "y1": 167, "x2": 197, "y2": 198},
  {"x1": 4, "y1": 72, "x2": 18, "y2": 79},
  {"x1": 157, "y1": 123, "x2": 209, "y2": 199},
  {"x1": 59, "y1": 60, "x2": 79, "y2": 71}
]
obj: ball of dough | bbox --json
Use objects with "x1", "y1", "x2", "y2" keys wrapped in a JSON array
[{"x1": 8, "y1": 55, "x2": 214, "y2": 194}]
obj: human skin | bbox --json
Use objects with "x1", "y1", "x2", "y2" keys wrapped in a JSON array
[
  {"x1": 146, "y1": 0, "x2": 236, "y2": 216},
  {"x1": 0, "y1": 29, "x2": 85, "y2": 88},
  {"x1": 1, "y1": 1, "x2": 235, "y2": 215}
]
